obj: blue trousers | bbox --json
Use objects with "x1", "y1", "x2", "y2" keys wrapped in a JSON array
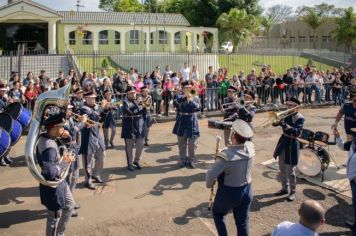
[
  {"x1": 350, "y1": 180, "x2": 356, "y2": 234},
  {"x1": 213, "y1": 183, "x2": 252, "y2": 236}
]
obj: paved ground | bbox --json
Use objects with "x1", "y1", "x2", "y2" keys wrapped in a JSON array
[{"x1": 0, "y1": 107, "x2": 353, "y2": 236}]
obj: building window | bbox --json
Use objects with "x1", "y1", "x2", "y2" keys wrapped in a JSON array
[
  {"x1": 309, "y1": 36, "x2": 317, "y2": 43},
  {"x1": 69, "y1": 31, "x2": 76, "y2": 45},
  {"x1": 99, "y1": 30, "x2": 109, "y2": 45},
  {"x1": 174, "y1": 32, "x2": 181, "y2": 44},
  {"x1": 186, "y1": 35, "x2": 188, "y2": 46},
  {"x1": 82, "y1": 31, "x2": 92, "y2": 45},
  {"x1": 298, "y1": 36, "x2": 306, "y2": 43},
  {"x1": 144, "y1": 33, "x2": 147, "y2": 44},
  {"x1": 322, "y1": 35, "x2": 332, "y2": 43},
  {"x1": 115, "y1": 31, "x2": 120, "y2": 44},
  {"x1": 150, "y1": 32, "x2": 154, "y2": 44},
  {"x1": 130, "y1": 30, "x2": 139, "y2": 44},
  {"x1": 159, "y1": 31, "x2": 168, "y2": 44}
]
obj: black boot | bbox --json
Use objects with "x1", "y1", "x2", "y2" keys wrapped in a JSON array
[{"x1": 4, "y1": 156, "x2": 13, "y2": 165}]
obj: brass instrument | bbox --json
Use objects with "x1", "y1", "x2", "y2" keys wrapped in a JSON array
[
  {"x1": 269, "y1": 106, "x2": 300, "y2": 126},
  {"x1": 25, "y1": 83, "x2": 73, "y2": 188},
  {"x1": 72, "y1": 113, "x2": 99, "y2": 126},
  {"x1": 188, "y1": 87, "x2": 199, "y2": 97},
  {"x1": 254, "y1": 106, "x2": 301, "y2": 133},
  {"x1": 137, "y1": 96, "x2": 151, "y2": 108},
  {"x1": 208, "y1": 136, "x2": 222, "y2": 211}
]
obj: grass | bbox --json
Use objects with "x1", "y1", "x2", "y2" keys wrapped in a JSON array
[
  {"x1": 218, "y1": 54, "x2": 334, "y2": 75},
  {"x1": 77, "y1": 56, "x2": 116, "y2": 76}
]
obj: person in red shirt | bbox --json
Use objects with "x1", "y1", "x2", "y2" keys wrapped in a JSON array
[
  {"x1": 24, "y1": 81, "x2": 38, "y2": 110},
  {"x1": 162, "y1": 74, "x2": 174, "y2": 116}
]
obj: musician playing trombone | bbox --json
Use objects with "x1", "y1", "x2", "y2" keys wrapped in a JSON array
[
  {"x1": 206, "y1": 119, "x2": 254, "y2": 236},
  {"x1": 273, "y1": 97, "x2": 304, "y2": 202},
  {"x1": 37, "y1": 113, "x2": 75, "y2": 236}
]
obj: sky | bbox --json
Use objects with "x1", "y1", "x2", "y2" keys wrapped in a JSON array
[{"x1": 0, "y1": 0, "x2": 355, "y2": 12}]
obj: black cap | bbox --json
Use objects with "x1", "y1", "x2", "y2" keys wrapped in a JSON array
[
  {"x1": 171, "y1": 73, "x2": 177, "y2": 78},
  {"x1": 286, "y1": 97, "x2": 301, "y2": 105},
  {"x1": 43, "y1": 113, "x2": 66, "y2": 129},
  {"x1": 125, "y1": 86, "x2": 136, "y2": 94},
  {"x1": 227, "y1": 86, "x2": 238, "y2": 92}
]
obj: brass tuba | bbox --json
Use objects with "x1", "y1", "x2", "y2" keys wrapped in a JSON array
[{"x1": 25, "y1": 84, "x2": 72, "y2": 188}]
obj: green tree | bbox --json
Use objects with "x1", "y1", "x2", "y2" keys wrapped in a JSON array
[
  {"x1": 333, "y1": 7, "x2": 356, "y2": 53},
  {"x1": 297, "y1": 3, "x2": 338, "y2": 49},
  {"x1": 218, "y1": 0, "x2": 262, "y2": 17},
  {"x1": 217, "y1": 8, "x2": 260, "y2": 52},
  {"x1": 99, "y1": 0, "x2": 141, "y2": 12},
  {"x1": 99, "y1": 0, "x2": 116, "y2": 11},
  {"x1": 260, "y1": 15, "x2": 274, "y2": 47}
]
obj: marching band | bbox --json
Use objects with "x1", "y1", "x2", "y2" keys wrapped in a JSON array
[{"x1": 0, "y1": 73, "x2": 353, "y2": 236}]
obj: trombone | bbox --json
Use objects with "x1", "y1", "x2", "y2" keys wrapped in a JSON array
[{"x1": 72, "y1": 113, "x2": 99, "y2": 126}]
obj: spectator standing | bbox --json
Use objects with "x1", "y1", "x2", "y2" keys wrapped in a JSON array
[
  {"x1": 218, "y1": 76, "x2": 232, "y2": 108},
  {"x1": 162, "y1": 74, "x2": 173, "y2": 116},
  {"x1": 206, "y1": 74, "x2": 219, "y2": 111},
  {"x1": 163, "y1": 65, "x2": 173, "y2": 78},
  {"x1": 190, "y1": 65, "x2": 199, "y2": 82},
  {"x1": 180, "y1": 62, "x2": 190, "y2": 81},
  {"x1": 129, "y1": 68, "x2": 138, "y2": 83},
  {"x1": 8, "y1": 81, "x2": 25, "y2": 104},
  {"x1": 332, "y1": 73, "x2": 343, "y2": 105},
  {"x1": 197, "y1": 79, "x2": 206, "y2": 115},
  {"x1": 57, "y1": 71, "x2": 65, "y2": 84},
  {"x1": 24, "y1": 81, "x2": 38, "y2": 110},
  {"x1": 152, "y1": 81, "x2": 163, "y2": 116},
  {"x1": 23, "y1": 72, "x2": 34, "y2": 86},
  {"x1": 134, "y1": 74, "x2": 144, "y2": 93}
]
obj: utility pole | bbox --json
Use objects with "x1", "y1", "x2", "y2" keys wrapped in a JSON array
[{"x1": 75, "y1": 0, "x2": 84, "y2": 12}]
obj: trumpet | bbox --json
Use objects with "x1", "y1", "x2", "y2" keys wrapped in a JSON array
[
  {"x1": 72, "y1": 113, "x2": 99, "y2": 126},
  {"x1": 221, "y1": 100, "x2": 254, "y2": 111},
  {"x1": 188, "y1": 87, "x2": 199, "y2": 97}
]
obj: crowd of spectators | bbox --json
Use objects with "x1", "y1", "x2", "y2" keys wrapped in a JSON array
[{"x1": 1, "y1": 62, "x2": 355, "y2": 119}]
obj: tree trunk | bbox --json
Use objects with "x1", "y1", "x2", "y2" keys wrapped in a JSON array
[{"x1": 313, "y1": 30, "x2": 317, "y2": 49}]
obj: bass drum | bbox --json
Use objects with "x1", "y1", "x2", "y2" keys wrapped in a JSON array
[
  {"x1": 0, "y1": 128, "x2": 11, "y2": 158},
  {"x1": 297, "y1": 147, "x2": 330, "y2": 177}
]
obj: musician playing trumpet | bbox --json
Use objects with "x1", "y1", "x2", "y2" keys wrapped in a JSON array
[
  {"x1": 101, "y1": 90, "x2": 117, "y2": 149},
  {"x1": 79, "y1": 91, "x2": 106, "y2": 190},
  {"x1": 172, "y1": 81, "x2": 200, "y2": 168},
  {"x1": 222, "y1": 86, "x2": 238, "y2": 146},
  {"x1": 273, "y1": 97, "x2": 304, "y2": 202},
  {"x1": 36, "y1": 113, "x2": 75, "y2": 236},
  {"x1": 121, "y1": 86, "x2": 147, "y2": 171},
  {"x1": 139, "y1": 86, "x2": 153, "y2": 146},
  {"x1": 62, "y1": 104, "x2": 88, "y2": 217},
  {"x1": 206, "y1": 119, "x2": 255, "y2": 236}
]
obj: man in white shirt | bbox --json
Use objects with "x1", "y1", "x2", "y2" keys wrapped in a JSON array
[
  {"x1": 271, "y1": 200, "x2": 325, "y2": 236},
  {"x1": 180, "y1": 62, "x2": 190, "y2": 81}
]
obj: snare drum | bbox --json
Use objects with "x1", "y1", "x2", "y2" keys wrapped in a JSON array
[
  {"x1": 0, "y1": 112, "x2": 22, "y2": 146},
  {"x1": 5, "y1": 102, "x2": 32, "y2": 129},
  {"x1": 0, "y1": 128, "x2": 11, "y2": 158},
  {"x1": 298, "y1": 129, "x2": 314, "y2": 145},
  {"x1": 297, "y1": 147, "x2": 330, "y2": 176},
  {"x1": 314, "y1": 131, "x2": 329, "y2": 147}
]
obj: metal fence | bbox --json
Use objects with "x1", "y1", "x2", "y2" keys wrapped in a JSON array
[{"x1": 1, "y1": 50, "x2": 347, "y2": 82}]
